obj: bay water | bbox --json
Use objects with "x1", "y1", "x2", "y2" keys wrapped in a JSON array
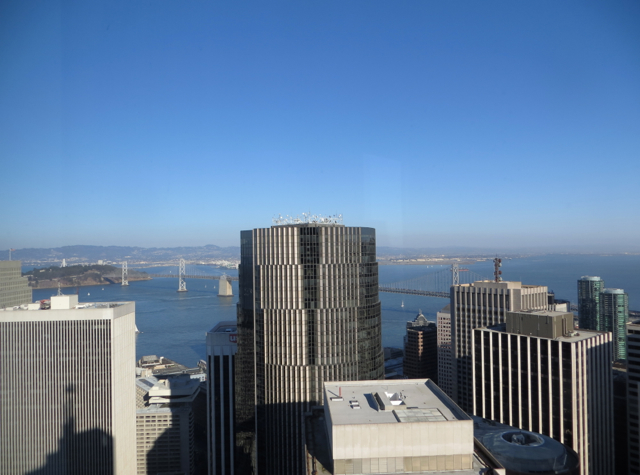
[{"x1": 31, "y1": 255, "x2": 640, "y2": 368}]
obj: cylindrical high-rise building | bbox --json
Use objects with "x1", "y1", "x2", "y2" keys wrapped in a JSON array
[
  {"x1": 235, "y1": 219, "x2": 384, "y2": 475},
  {"x1": 601, "y1": 288, "x2": 629, "y2": 361},
  {"x1": 578, "y1": 276, "x2": 605, "y2": 330}
]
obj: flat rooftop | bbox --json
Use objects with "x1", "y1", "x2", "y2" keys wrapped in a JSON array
[
  {"x1": 324, "y1": 379, "x2": 470, "y2": 426},
  {"x1": 458, "y1": 280, "x2": 547, "y2": 290},
  {"x1": 473, "y1": 416, "x2": 579, "y2": 473},
  {"x1": 486, "y1": 322, "x2": 604, "y2": 343},
  {"x1": 211, "y1": 320, "x2": 237, "y2": 333},
  {"x1": 0, "y1": 301, "x2": 128, "y2": 312}
]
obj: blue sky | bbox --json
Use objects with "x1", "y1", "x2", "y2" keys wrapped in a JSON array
[{"x1": 1, "y1": 1, "x2": 639, "y2": 251}]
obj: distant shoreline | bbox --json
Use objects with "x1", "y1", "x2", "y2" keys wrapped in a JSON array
[{"x1": 377, "y1": 259, "x2": 479, "y2": 266}]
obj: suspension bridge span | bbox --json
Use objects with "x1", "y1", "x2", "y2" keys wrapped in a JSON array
[
  {"x1": 123, "y1": 261, "x2": 488, "y2": 299},
  {"x1": 121, "y1": 259, "x2": 237, "y2": 294},
  {"x1": 378, "y1": 264, "x2": 489, "y2": 299},
  {"x1": 122, "y1": 261, "x2": 583, "y2": 309}
]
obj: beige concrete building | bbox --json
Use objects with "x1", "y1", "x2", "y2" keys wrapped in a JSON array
[
  {"x1": 450, "y1": 280, "x2": 548, "y2": 412},
  {"x1": 323, "y1": 379, "x2": 476, "y2": 474},
  {"x1": 473, "y1": 310, "x2": 614, "y2": 475},
  {"x1": 436, "y1": 304, "x2": 453, "y2": 398},
  {"x1": 0, "y1": 294, "x2": 136, "y2": 474},
  {"x1": 135, "y1": 374, "x2": 200, "y2": 475},
  {"x1": 0, "y1": 260, "x2": 31, "y2": 309}
]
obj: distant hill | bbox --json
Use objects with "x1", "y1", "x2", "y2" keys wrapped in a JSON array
[
  {"x1": 2, "y1": 245, "x2": 241, "y2": 265},
  {"x1": 5, "y1": 243, "x2": 628, "y2": 267}
]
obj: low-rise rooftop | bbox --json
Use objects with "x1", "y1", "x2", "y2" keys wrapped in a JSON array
[
  {"x1": 211, "y1": 321, "x2": 237, "y2": 333},
  {"x1": 324, "y1": 379, "x2": 470, "y2": 426},
  {"x1": 473, "y1": 416, "x2": 579, "y2": 474}
]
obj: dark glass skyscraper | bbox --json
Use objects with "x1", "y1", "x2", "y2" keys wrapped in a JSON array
[
  {"x1": 578, "y1": 276, "x2": 605, "y2": 330},
  {"x1": 235, "y1": 220, "x2": 384, "y2": 475},
  {"x1": 601, "y1": 288, "x2": 629, "y2": 361}
]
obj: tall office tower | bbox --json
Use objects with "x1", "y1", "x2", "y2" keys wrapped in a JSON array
[
  {"x1": 600, "y1": 288, "x2": 629, "y2": 361},
  {"x1": 403, "y1": 311, "x2": 437, "y2": 380},
  {"x1": 473, "y1": 310, "x2": 614, "y2": 475},
  {"x1": 578, "y1": 276, "x2": 605, "y2": 330},
  {"x1": 0, "y1": 260, "x2": 31, "y2": 308},
  {"x1": 0, "y1": 294, "x2": 136, "y2": 474},
  {"x1": 436, "y1": 304, "x2": 453, "y2": 397},
  {"x1": 206, "y1": 321, "x2": 238, "y2": 475},
  {"x1": 628, "y1": 323, "x2": 640, "y2": 474},
  {"x1": 613, "y1": 366, "x2": 629, "y2": 475},
  {"x1": 235, "y1": 219, "x2": 384, "y2": 475},
  {"x1": 135, "y1": 374, "x2": 200, "y2": 474},
  {"x1": 436, "y1": 304, "x2": 454, "y2": 397},
  {"x1": 450, "y1": 280, "x2": 547, "y2": 413}
]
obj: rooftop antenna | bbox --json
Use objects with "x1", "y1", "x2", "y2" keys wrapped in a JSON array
[
  {"x1": 57, "y1": 281, "x2": 62, "y2": 296},
  {"x1": 9, "y1": 248, "x2": 12, "y2": 261},
  {"x1": 493, "y1": 257, "x2": 502, "y2": 282}
]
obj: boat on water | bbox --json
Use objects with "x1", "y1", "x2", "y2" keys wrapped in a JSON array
[{"x1": 401, "y1": 300, "x2": 404, "y2": 308}]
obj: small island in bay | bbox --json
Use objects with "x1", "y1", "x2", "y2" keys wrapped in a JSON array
[{"x1": 24, "y1": 264, "x2": 151, "y2": 289}]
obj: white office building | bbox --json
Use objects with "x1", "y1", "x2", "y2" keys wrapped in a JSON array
[
  {"x1": 450, "y1": 280, "x2": 548, "y2": 412},
  {"x1": 0, "y1": 294, "x2": 136, "y2": 474},
  {"x1": 473, "y1": 310, "x2": 614, "y2": 475}
]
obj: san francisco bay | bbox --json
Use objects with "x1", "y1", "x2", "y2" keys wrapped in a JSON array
[{"x1": 31, "y1": 254, "x2": 640, "y2": 368}]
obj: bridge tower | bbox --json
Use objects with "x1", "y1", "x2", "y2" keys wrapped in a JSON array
[
  {"x1": 218, "y1": 274, "x2": 233, "y2": 297},
  {"x1": 177, "y1": 259, "x2": 188, "y2": 293},
  {"x1": 122, "y1": 261, "x2": 129, "y2": 286},
  {"x1": 451, "y1": 263, "x2": 459, "y2": 286}
]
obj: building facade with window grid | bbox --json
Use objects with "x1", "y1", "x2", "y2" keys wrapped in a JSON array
[
  {"x1": 600, "y1": 288, "x2": 629, "y2": 361},
  {"x1": 450, "y1": 280, "x2": 548, "y2": 413},
  {"x1": 473, "y1": 311, "x2": 614, "y2": 475},
  {"x1": 0, "y1": 294, "x2": 136, "y2": 474},
  {"x1": 628, "y1": 323, "x2": 640, "y2": 474},
  {"x1": 578, "y1": 276, "x2": 605, "y2": 331},
  {"x1": 135, "y1": 375, "x2": 197, "y2": 475},
  {"x1": 436, "y1": 304, "x2": 454, "y2": 397},
  {"x1": 206, "y1": 321, "x2": 237, "y2": 475},
  {"x1": 0, "y1": 260, "x2": 31, "y2": 309},
  {"x1": 403, "y1": 311, "x2": 437, "y2": 381},
  {"x1": 235, "y1": 223, "x2": 384, "y2": 475}
]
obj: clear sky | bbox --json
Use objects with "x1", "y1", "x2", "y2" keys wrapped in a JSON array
[{"x1": 1, "y1": 1, "x2": 639, "y2": 251}]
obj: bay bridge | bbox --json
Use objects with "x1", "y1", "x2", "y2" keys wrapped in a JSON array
[
  {"x1": 121, "y1": 259, "x2": 237, "y2": 294},
  {"x1": 123, "y1": 261, "x2": 491, "y2": 300},
  {"x1": 378, "y1": 264, "x2": 489, "y2": 299},
  {"x1": 120, "y1": 260, "x2": 585, "y2": 310}
]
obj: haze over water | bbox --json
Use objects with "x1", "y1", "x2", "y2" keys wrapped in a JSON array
[{"x1": 31, "y1": 255, "x2": 640, "y2": 367}]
